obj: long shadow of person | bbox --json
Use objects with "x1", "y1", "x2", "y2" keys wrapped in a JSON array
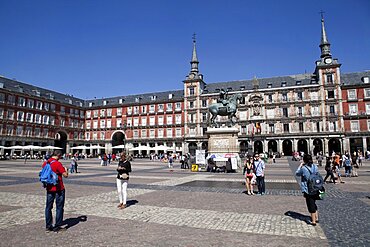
[
  {"x1": 284, "y1": 211, "x2": 311, "y2": 224},
  {"x1": 63, "y1": 215, "x2": 87, "y2": 229},
  {"x1": 126, "y1": 200, "x2": 138, "y2": 207}
]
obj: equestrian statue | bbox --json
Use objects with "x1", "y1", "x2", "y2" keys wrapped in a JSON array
[{"x1": 208, "y1": 91, "x2": 243, "y2": 127}]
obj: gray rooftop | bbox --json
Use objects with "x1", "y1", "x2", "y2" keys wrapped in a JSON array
[
  {"x1": 1, "y1": 71, "x2": 369, "y2": 108},
  {"x1": 0, "y1": 76, "x2": 84, "y2": 107}
]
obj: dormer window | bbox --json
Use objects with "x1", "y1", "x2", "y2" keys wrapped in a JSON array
[
  {"x1": 168, "y1": 94, "x2": 174, "y2": 99},
  {"x1": 33, "y1": 90, "x2": 41, "y2": 97},
  {"x1": 151, "y1": 95, "x2": 157, "y2": 101},
  {"x1": 89, "y1": 102, "x2": 94, "y2": 107},
  {"x1": 103, "y1": 100, "x2": 108, "y2": 106},
  {"x1": 119, "y1": 98, "x2": 124, "y2": 104},
  {"x1": 135, "y1": 97, "x2": 140, "y2": 103},
  {"x1": 363, "y1": 76, "x2": 369, "y2": 84},
  {"x1": 0, "y1": 82, "x2": 3, "y2": 88},
  {"x1": 281, "y1": 82, "x2": 286, "y2": 87},
  {"x1": 49, "y1": 93, "x2": 54, "y2": 100},
  {"x1": 240, "y1": 86, "x2": 245, "y2": 90},
  {"x1": 267, "y1": 83, "x2": 272, "y2": 88},
  {"x1": 296, "y1": 81, "x2": 301, "y2": 86}
]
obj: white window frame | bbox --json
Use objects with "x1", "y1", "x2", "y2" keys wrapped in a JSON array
[
  {"x1": 141, "y1": 117, "x2": 147, "y2": 126},
  {"x1": 347, "y1": 89, "x2": 357, "y2": 100},
  {"x1": 349, "y1": 104, "x2": 358, "y2": 116},
  {"x1": 167, "y1": 115, "x2": 173, "y2": 125},
  {"x1": 350, "y1": 120, "x2": 359, "y2": 132}
]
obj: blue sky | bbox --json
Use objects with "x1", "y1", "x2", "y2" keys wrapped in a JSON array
[{"x1": 0, "y1": 0, "x2": 369, "y2": 99}]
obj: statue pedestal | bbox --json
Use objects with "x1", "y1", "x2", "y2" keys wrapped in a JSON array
[
  {"x1": 206, "y1": 127, "x2": 240, "y2": 171},
  {"x1": 206, "y1": 127, "x2": 240, "y2": 155}
]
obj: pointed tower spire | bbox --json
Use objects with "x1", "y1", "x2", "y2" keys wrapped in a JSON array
[
  {"x1": 190, "y1": 33, "x2": 199, "y2": 74},
  {"x1": 319, "y1": 12, "x2": 331, "y2": 58}
]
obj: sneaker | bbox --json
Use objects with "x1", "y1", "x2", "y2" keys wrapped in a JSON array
[
  {"x1": 45, "y1": 227, "x2": 53, "y2": 233},
  {"x1": 53, "y1": 226, "x2": 67, "y2": 232},
  {"x1": 261, "y1": 192, "x2": 265, "y2": 195},
  {"x1": 247, "y1": 191, "x2": 251, "y2": 195}
]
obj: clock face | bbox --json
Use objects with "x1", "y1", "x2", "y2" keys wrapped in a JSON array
[{"x1": 325, "y1": 58, "x2": 332, "y2": 64}]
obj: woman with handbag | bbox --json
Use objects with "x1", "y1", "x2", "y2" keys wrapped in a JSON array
[
  {"x1": 116, "y1": 152, "x2": 132, "y2": 209},
  {"x1": 244, "y1": 157, "x2": 255, "y2": 195}
]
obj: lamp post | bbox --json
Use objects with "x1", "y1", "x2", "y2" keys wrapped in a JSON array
[{"x1": 121, "y1": 121, "x2": 133, "y2": 155}]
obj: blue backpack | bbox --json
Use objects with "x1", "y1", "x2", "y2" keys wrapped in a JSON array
[
  {"x1": 344, "y1": 159, "x2": 351, "y2": 167},
  {"x1": 39, "y1": 160, "x2": 58, "y2": 187},
  {"x1": 305, "y1": 165, "x2": 324, "y2": 195}
]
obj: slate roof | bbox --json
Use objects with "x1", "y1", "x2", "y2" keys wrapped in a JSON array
[
  {"x1": 203, "y1": 73, "x2": 316, "y2": 94},
  {"x1": 0, "y1": 76, "x2": 84, "y2": 107},
  {"x1": 340, "y1": 71, "x2": 370, "y2": 86},
  {"x1": 1, "y1": 71, "x2": 369, "y2": 107},
  {"x1": 84, "y1": 90, "x2": 184, "y2": 108}
]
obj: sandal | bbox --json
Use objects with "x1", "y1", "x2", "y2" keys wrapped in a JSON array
[{"x1": 117, "y1": 203, "x2": 123, "y2": 208}]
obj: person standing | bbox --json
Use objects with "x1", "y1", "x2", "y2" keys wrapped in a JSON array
[
  {"x1": 254, "y1": 154, "x2": 266, "y2": 195},
  {"x1": 43, "y1": 150, "x2": 69, "y2": 232},
  {"x1": 296, "y1": 154, "x2": 321, "y2": 226},
  {"x1": 116, "y1": 153, "x2": 132, "y2": 209},
  {"x1": 245, "y1": 157, "x2": 255, "y2": 195}
]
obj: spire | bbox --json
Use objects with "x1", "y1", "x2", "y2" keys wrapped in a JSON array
[
  {"x1": 319, "y1": 12, "x2": 331, "y2": 58},
  {"x1": 190, "y1": 33, "x2": 199, "y2": 74}
]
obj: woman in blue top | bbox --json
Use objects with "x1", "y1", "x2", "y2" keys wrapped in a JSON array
[{"x1": 295, "y1": 154, "x2": 320, "y2": 226}]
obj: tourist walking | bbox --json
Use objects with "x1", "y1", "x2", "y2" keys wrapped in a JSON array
[
  {"x1": 343, "y1": 154, "x2": 352, "y2": 177},
  {"x1": 244, "y1": 157, "x2": 255, "y2": 195},
  {"x1": 333, "y1": 161, "x2": 345, "y2": 183},
  {"x1": 352, "y1": 155, "x2": 359, "y2": 177},
  {"x1": 295, "y1": 154, "x2": 322, "y2": 226},
  {"x1": 43, "y1": 150, "x2": 69, "y2": 232},
  {"x1": 323, "y1": 157, "x2": 336, "y2": 184},
  {"x1": 316, "y1": 152, "x2": 323, "y2": 166},
  {"x1": 168, "y1": 155, "x2": 174, "y2": 168},
  {"x1": 69, "y1": 157, "x2": 76, "y2": 173},
  {"x1": 254, "y1": 154, "x2": 266, "y2": 195},
  {"x1": 116, "y1": 153, "x2": 132, "y2": 209}
]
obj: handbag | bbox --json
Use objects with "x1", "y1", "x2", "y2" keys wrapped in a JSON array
[{"x1": 120, "y1": 173, "x2": 129, "y2": 179}]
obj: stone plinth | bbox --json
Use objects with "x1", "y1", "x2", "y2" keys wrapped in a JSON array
[{"x1": 206, "y1": 127, "x2": 240, "y2": 154}]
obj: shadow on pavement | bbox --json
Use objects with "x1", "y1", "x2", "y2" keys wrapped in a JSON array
[
  {"x1": 284, "y1": 211, "x2": 310, "y2": 223},
  {"x1": 126, "y1": 199, "x2": 138, "y2": 207},
  {"x1": 63, "y1": 215, "x2": 87, "y2": 229}
]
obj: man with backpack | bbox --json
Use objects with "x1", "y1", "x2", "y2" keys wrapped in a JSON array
[
  {"x1": 41, "y1": 150, "x2": 69, "y2": 232},
  {"x1": 296, "y1": 154, "x2": 324, "y2": 226}
]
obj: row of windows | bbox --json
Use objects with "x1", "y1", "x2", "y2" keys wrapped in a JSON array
[
  {"x1": 0, "y1": 125, "x2": 84, "y2": 139},
  {"x1": 0, "y1": 93, "x2": 84, "y2": 117},
  {"x1": 85, "y1": 128, "x2": 183, "y2": 140},
  {"x1": 347, "y1": 88, "x2": 370, "y2": 100},
  {"x1": 86, "y1": 115, "x2": 183, "y2": 129},
  {"x1": 347, "y1": 103, "x2": 370, "y2": 116},
  {"x1": 0, "y1": 109, "x2": 84, "y2": 128}
]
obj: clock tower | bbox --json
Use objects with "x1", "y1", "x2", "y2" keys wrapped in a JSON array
[
  {"x1": 183, "y1": 34, "x2": 206, "y2": 155},
  {"x1": 314, "y1": 14, "x2": 344, "y2": 153}
]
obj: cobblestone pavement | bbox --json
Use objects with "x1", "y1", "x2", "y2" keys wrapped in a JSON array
[{"x1": 0, "y1": 157, "x2": 369, "y2": 246}]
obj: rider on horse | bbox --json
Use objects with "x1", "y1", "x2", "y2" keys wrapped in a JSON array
[{"x1": 217, "y1": 89, "x2": 231, "y2": 113}]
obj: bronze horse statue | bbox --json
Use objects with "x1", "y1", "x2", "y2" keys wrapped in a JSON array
[{"x1": 208, "y1": 93, "x2": 243, "y2": 127}]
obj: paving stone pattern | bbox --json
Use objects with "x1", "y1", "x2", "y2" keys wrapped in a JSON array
[{"x1": 0, "y1": 158, "x2": 369, "y2": 246}]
